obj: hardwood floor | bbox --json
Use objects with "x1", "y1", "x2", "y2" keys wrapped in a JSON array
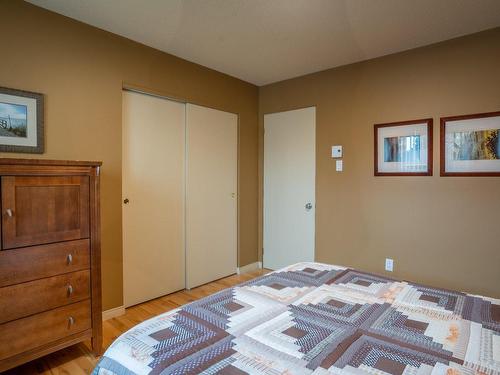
[{"x1": 5, "y1": 269, "x2": 268, "y2": 375}]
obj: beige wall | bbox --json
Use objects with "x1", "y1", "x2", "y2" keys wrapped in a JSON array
[
  {"x1": 259, "y1": 28, "x2": 500, "y2": 299},
  {"x1": 2, "y1": 1, "x2": 499, "y2": 309},
  {"x1": 0, "y1": 1, "x2": 259, "y2": 310}
]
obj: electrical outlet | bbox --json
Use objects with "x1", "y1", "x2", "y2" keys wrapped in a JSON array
[{"x1": 385, "y1": 258, "x2": 394, "y2": 272}]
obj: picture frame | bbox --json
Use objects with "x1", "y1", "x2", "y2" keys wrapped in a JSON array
[
  {"x1": 374, "y1": 118, "x2": 433, "y2": 176},
  {"x1": 440, "y1": 111, "x2": 500, "y2": 176},
  {"x1": 0, "y1": 86, "x2": 44, "y2": 153}
]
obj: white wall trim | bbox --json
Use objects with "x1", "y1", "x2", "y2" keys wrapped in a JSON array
[
  {"x1": 236, "y1": 261, "x2": 262, "y2": 275},
  {"x1": 102, "y1": 305, "x2": 126, "y2": 321}
]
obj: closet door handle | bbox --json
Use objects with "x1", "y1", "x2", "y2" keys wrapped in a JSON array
[{"x1": 5, "y1": 209, "x2": 13, "y2": 217}]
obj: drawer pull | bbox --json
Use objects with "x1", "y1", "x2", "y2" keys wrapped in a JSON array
[
  {"x1": 68, "y1": 316, "x2": 75, "y2": 327},
  {"x1": 5, "y1": 208, "x2": 13, "y2": 217},
  {"x1": 66, "y1": 254, "x2": 73, "y2": 265},
  {"x1": 67, "y1": 284, "x2": 74, "y2": 296}
]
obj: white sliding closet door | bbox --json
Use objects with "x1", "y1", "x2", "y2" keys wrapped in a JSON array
[
  {"x1": 122, "y1": 91, "x2": 185, "y2": 307},
  {"x1": 186, "y1": 104, "x2": 238, "y2": 289}
]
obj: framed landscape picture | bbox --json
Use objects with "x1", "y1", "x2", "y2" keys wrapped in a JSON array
[
  {"x1": 374, "y1": 118, "x2": 433, "y2": 176},
  {"x1": 0, "y1": 87, "x2": 44, "y2": 153},
  {"x1": 441, "y1": 111, "x2": 500, "y2": 176}
]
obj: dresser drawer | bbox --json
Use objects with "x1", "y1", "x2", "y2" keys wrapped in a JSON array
[
  {"x1": 0, "y1": 300, "x2": 91, "y2": 361},
  {"x1": 0, "y1": 270, "x2": 90, "y2": 324},
  {"x1": 0, "y1": 239, "x2": 89, "y2": 287}
]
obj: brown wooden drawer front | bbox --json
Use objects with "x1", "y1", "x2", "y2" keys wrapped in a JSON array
[
  {"x1": 0, "y1": 300, "x2": 91, "y2": 361},
  {"x1": 0, "y1": 270, "x2": 90, "y2": 324},
  {"x1": 0, "y1": 239, "x2": 90, "y2": 288},
  {"x1": 1, "y1": 176, "x2": 90, "y2": 249}
]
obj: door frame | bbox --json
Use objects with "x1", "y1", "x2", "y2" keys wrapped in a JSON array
[{"x1": 262, "y1": 106, "x2": 317, "y2": 270}]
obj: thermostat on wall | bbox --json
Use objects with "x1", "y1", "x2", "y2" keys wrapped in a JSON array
[{"x1": 331, "y1": 145, "x2": 342, "y2": 158}]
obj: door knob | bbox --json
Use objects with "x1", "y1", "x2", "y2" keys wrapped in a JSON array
[
  {"x1": 123, "y1": 198, "x2": 129, "y2": 204},
  {"x1": 305, "y1": 203, "x2": 313, "y2": 210},
  {"x1": 5, "y1": 208, "x2": 13, "y2": 217}
]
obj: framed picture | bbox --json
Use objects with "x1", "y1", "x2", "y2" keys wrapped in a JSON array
[
  {"x1": 441, "y1": 111, "x2": 500, "y2": 176},
  {"x1": 0, "y1": 87, "x2": 44, "y2": 153},
  {"x1": 374, "y1": 118, "x2": 433, "y2": 176}
]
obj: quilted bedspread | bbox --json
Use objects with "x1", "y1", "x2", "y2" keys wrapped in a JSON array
[{"x1": 93, "y1": 262, "x2": 500, "y2": 375}]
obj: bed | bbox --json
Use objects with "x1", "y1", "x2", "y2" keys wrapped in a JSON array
[{"x1": 93, "y1": 262, "x2": 500, "y2": 375}]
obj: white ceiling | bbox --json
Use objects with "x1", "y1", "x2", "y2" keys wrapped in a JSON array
[{"x1": 28, "y1": 0, "x2": 500, "y2": 86}]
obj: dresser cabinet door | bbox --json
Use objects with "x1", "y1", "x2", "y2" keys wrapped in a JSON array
[{"x1": 1, "y1": 176, "x2": 90, "y2": 249}]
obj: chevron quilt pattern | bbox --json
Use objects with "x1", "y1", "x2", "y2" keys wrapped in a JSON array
[{"x1": 93, "y1": 263, "x2": 500, "y2": 375}]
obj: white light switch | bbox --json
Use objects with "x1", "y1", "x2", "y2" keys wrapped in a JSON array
[
  {"x1": 331, "y1": 145, "x2": 343, "y2": 158},
  {"x1": 336, "y1": 160, "x2": 343, "y2": 172}
]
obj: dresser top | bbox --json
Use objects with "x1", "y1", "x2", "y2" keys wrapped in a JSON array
[{"x1": 0, "y1": 158, "x2": 102, "y2": 167}]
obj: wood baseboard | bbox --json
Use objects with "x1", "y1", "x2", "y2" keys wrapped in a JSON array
[
  {"x1": 236, "y1": 261, "x2": 262, "y2": 275},
  {"x1": 102, "y1": 305, "x2": 125, "y2": 321}
]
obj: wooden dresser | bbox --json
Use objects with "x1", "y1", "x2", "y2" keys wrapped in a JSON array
[{"x1": 0, "y1": 159, "x2": 102, "y2": 372}]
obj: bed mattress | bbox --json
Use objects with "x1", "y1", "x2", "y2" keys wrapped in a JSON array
[{"x1": 93, "y1": 262, "x2": 500, "y2": 374}]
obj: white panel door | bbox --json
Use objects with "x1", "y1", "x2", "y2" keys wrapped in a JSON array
[
  {"x1": 264, "y1": 107, "x2": 316, "y2": 270},
  {"x1": 122, "y1": 91, "x2": 185, "y2": 307},
  {"x1": 186, "y1": 104, "x2": 238, "y2": 289}
]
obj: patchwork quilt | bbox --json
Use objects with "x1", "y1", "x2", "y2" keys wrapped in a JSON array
[{"x1": 93, "y1": 262, "x2": 500, "y2": 375}]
